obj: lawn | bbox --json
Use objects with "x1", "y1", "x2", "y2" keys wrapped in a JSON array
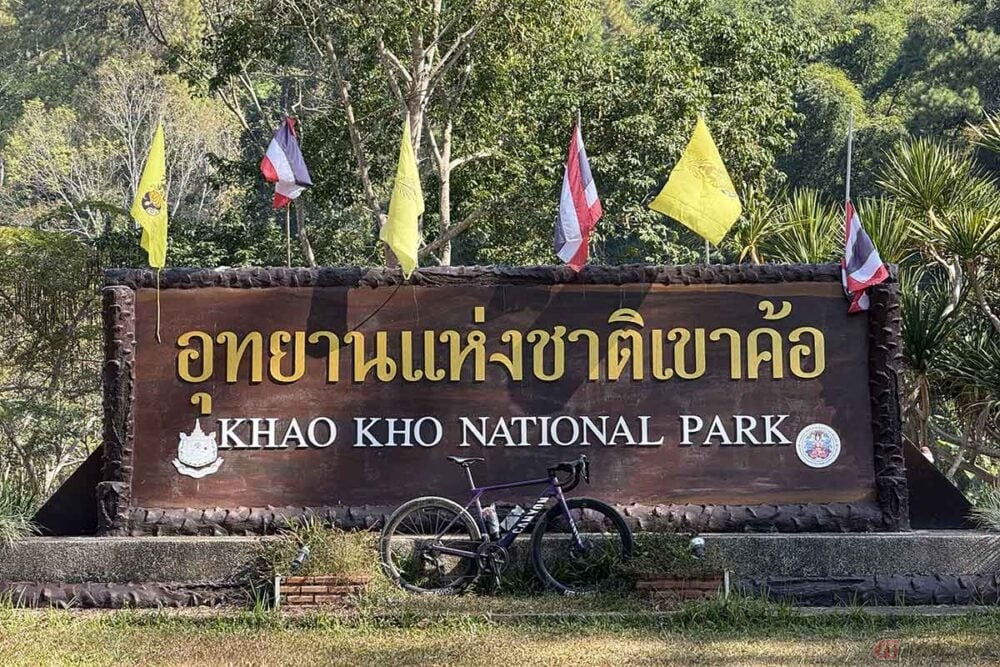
[{"x1": 2, "y1": 597, "x2": 1000, "y2": 666}]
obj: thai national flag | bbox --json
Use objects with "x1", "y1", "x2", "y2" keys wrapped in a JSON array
[
  {"x1": 260, "y1": 117, "x2": 313, "y2": 209},
  {"x1": 842, "y1": 200, "x2": 888, "y2": 313},
  {"x1": 554, "y1": 123, "x2": 602, "y2": 271}
]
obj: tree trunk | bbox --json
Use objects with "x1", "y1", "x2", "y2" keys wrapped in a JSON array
[
  {"x1": 439, "y1": 120, "x2": 452, "y2": 266},
  {"x1": 966, "y1": 259, "x2": 1000, "y2": 336}
]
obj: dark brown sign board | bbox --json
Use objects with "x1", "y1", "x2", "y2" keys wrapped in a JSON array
[{"x1": 99, "y1": 265, "x2": 908, "y2": 535}]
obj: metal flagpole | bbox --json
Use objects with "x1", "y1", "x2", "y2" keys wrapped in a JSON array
[
  {"x1": 285, "y1": 204, "x2": 292, "y2": 267},
  {"x1": 845, "y1": 109, "x2": 854, "y2": 205},
  {"x1": 705, "y1": 238, "x2": 710, "y2": 265}
]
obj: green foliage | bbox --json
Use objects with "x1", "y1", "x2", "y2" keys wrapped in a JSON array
[
  {"x1": 0, "y1": 484, "x2": 37, "y2": 548},
  {"x1": 877, "y1": 138, "x2": 983, "y2": 217},
  {"x1": 970, "y1": 484, "x2": 1000, "y2": 530},
  {"x1": 725, "y1": 185, "x2": 783, "y2": 263},
  {"x1": 853, "y1": 196, "x2": 916, "y2": 265},
  {"x1": 764, "y1": 189, "x2": 841, "y2": 263},
  {"x1": 623, "y1": 532, "x2": 724, "y2": 580},
  {"x1": 0, "y1": 228, "x2": 101, "y2": 501},
  {"x1": 255, "y1": 519, "x2": 378, "y2": 580},
  {"x1": 970, "y1": 109, "x2": 1000, "y2": 158},
  {"x1": 779, "y1": 63, "x2": 864, "y2": 193},
  {"x1": 899, "y1": 268, "x2": 963, "y2": 376}
]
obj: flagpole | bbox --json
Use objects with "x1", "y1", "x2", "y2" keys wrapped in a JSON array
[
  {"x1": 845, "y1": 109, "x2": 854, "y2": 205},
  {"x1": 705, "y1": 239, "x2": 710, "y2": 265},
  {"x1": 155, "y1": 268, "x2": 162, "y2": 344},
  {"x1": 285, "y1": 204, "x2": 292, "y2": 267}
]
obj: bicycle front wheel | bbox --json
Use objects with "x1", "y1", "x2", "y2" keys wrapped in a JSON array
[
  {"x1": 379, "y1": 496, "x2": 482, "y2": 595},
  {"x1": 530, "y1": 497, "x2": 633, "y2": 595}
]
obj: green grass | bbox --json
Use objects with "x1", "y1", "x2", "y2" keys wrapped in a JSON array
[{"x1": 3, "y1": 598, "x2": 1000, "y2": 665}]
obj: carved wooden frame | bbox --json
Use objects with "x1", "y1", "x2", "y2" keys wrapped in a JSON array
[{"x1": 99, "y1": 264, "x2": 908, "y2": 535}]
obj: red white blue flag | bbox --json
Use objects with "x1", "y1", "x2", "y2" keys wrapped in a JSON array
[
  {"x1": 261, "y1": 117, "x2": 313, "y2": 209},
  {"x1": 842, "y1": 201, "x2": 888, "y2": 313},
  {"x1": 555, "y1": 123, "x2": 602, "y2": 271}
]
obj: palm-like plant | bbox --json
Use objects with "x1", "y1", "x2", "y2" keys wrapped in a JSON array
[
  {"x1": 940, "y1": 320, "x2": 1000, "y2": 457},
  {"x1": 899, "y1": 267, "x2": 964, "y2": 452},
  {"x1": 926, "y1": 206, "x2": 1000, "y2": 263},
  {"x1": 764, "y1": 188, "x2": 840, "y2": 264},
  {"x1": 853, "y1": 196, "x2": 917, "y2": 266},
  {"x1": 900, "y1": 268, "x2": 963, "y2": 375},
  {"x1": 877, "y1": 138, "x2": 982, "y2": 219},
  {"x1": 727, "y1": 185, "x2": 784, "y2": 264},
  {"x1": 968, "y1": 110, "x2": 1000, "y2": 158}
]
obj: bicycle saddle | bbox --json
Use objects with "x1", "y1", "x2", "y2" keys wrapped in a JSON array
[{"x1": 447, "y1": 456, "x2": 485, "y2": 466}]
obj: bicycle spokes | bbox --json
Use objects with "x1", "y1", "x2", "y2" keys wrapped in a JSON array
[
  {"x1": 536, "y1": 504, "x2": 627, "y2": 592},
  {"x1": 383, "y1": 503, "x2": 479, "y2": 593}
]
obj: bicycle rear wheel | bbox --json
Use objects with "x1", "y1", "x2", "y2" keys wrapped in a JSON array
[
  {"x1": 530, "y1": 497, "x2": 633, "y2": 595},
  {"x1": 379, "y1": 496, "x2": 482, "y2": 595}
]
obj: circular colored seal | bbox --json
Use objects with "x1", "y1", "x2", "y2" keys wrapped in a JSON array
[
  {"x1": 142, "y1": 189, "x2": 165, "y2": 216},
  {"x1": 795, "y1": 423, "x2": 841, "y2": 468}
]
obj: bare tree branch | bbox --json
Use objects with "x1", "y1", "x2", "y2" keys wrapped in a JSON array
[
  {"x1": 419, "y1": 208, "x2": 484, "y2": 258},
  {"x1": 450, "y1": 148, "x2": 494, "y2": 171}
]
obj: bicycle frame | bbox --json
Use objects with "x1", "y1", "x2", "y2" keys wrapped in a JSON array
[{"x1": 429, "y1": 470, "x2": 585, "y2": 561}]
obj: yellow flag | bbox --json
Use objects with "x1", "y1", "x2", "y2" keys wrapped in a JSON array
[
  {"x1": 131, "y1": 122, "x2": 168, "y2": 268},
  {"x1": 648, "y1": 116, "x2": 742, "y2": 245},
  {"x1": 380, "y1": 120, "x2": 424, "y2": 278}
]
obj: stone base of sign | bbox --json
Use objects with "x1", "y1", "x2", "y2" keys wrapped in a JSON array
[
  {"x1": 0, "y1": 581, "x2": 240, "y2": 608},
  {"x1": 2, "y1": 533, "x2": 1000, "y2": 608},
  {"x1": 120, "y1": 500, "x2": 886, "y2": 536},
  {"x1": 279, "y1": 575, "x2": 370, "y2": 608},
  {"x1": 739, "y1": 575, "x2": 1000, "y2": 606}
]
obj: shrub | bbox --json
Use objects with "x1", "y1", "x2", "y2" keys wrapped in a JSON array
[
  {"x1": 255, "y1": 518, "x2": 377, "y2": 580},
  {"x1": 970, "y1": 486, "x2": 1000, "y2": 531},
  {"x1": 622, "y1": 532, "x2": 724, "y2": 580},
  {"x1": 0, "y1": 484, "x2": 37, "y2": 549}
]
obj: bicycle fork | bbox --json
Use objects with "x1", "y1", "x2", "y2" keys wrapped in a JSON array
[{"x1": 554, "y1": 486, "x2": 588, "y2": 552}]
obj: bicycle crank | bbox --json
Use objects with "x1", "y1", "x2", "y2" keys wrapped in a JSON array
[{"x1": 475, "y1": 543, "x2": 510, "y2": 575}]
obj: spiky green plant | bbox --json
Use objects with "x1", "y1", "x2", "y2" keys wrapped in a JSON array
[
  {"x1": 0, "y1": 485, "x2": 37, "y2": 549},
  {"x1": 726, "y1": 185, "x2": 784, "y2": 264},
  {"x1": 900, "y1": 268, "x2": 963, "y2": 375},
  {"x1": 939, "y1": 321, "x2": 1000, "y2": 411},
  {"x1": 899, "y1": 268, "x2": 964, "y2": 451},
  {"x1": 926, "y1": 206, "x2": 1000, "y2": 263},
  {"x1": 853, "y1": 197, "x2": 917, "y2": 266},
  {"x1": 970, "y1": 485, "x2": 1000, "y2": 531},
  {"x1": 877, "y1": 138, "x2": 982, "y2": 218},
  {"x1": 764, "y1": 189, "x2": 840, "y2": 263},
  {"x1": 968, "y1": 110, "x2": 1000, "y2": 158}
]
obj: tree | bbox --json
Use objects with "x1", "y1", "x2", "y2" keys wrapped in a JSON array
[
  {"x1": 1, "y1": 56, "x2": 238, "y2": 240},
  {"x1": 0, "y1": 228, "x2": 101, "y2": 504}
]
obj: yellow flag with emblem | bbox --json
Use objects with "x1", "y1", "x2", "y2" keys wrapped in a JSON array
[
  {"x1": 648, "y1": 116, "x2": 742, "y2": 245},
  {"x1": 131, "y1": 122, "x2": 168, "y2": 268},
  {"x1": 380, "y1": 119, "x2": 424, "y2": 279}
]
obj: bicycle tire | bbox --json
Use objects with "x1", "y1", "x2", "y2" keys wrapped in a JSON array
[
  {"x1": 529, "y1": 497, "x2": 633, "y2": 595},
  {"x1": 379, "y1": 496, "x2": 482, "y2": 595}
]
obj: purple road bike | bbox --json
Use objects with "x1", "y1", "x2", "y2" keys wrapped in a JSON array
[{"x1": 379, "y1": 454, "x2": 633, "y2": 595}]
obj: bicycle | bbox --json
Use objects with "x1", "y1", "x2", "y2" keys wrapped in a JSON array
[{"x1": 379, "y1": 454, "x2": 634, "y2": 595}]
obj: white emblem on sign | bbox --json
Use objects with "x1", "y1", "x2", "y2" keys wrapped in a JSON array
[
  {"x1": 173, "y1": 419, "x2": 223, "y2": 478},
  {"x1": 795, "y1": 423, "x2": 841, "y2": 468}
]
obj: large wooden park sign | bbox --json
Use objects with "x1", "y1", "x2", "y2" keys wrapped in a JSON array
[{"x1": 98, "y1": 265, "x2": 908, "y2": 535}]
